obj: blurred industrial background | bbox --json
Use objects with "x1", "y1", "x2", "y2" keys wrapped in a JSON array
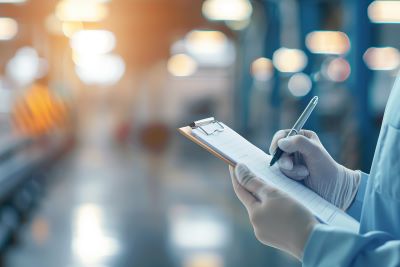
[{"x1": 0, "y1": 0, "x2": 398, "y2": 266}]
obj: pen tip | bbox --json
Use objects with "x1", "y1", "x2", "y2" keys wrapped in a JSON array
[{"x1": 312, "y1": 96, "x2": 318, "y2": 104}]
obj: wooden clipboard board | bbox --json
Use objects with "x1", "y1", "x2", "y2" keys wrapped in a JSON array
[{"x1": 178, "y1": 126, "x2": 236, "y2": 166}]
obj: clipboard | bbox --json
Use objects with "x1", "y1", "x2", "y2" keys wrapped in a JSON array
[
  {"x1": 178, "y1": 117, "x2": 236, "y2": 166},
  {"x1": 178, "y1": 117, "x2": 360, "y2": 232}
]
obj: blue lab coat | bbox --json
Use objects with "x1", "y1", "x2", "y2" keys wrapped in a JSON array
[{"x1": 303, "y1": 78, "x2": 400, "y2": 267}]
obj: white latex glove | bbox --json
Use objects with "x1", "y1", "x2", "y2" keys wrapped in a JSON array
[
  {"x1": 269, "y1": 129, "x2": 361, "y2": 210},
  {"x1": 229, "y1": 163, "x2": 317, "y2": 260}
]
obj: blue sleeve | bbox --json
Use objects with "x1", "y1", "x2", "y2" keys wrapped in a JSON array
[
  {"x1": 303, "y1": 224, "x2": 400, "y2": 267},
  {"x1": 346, "y1": 172, "x2": 368, "y2": 221}
]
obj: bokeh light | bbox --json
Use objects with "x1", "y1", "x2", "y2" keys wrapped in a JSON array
[
  {"x1": 363, "y1": 47, "x2": 400, "y2": 70},
  {"x1": 56, "y1": 0, "x2": 109, "y2": 22},
  {"x1": 62, "y1": 21, "x2": 84, "y2": 38},
  {"x1": 185, "y1": 31, "x2": 228, "y2": 55},
  {"x1": 0, "y1": 17, "x2": 18, "y2": 41},
  {"x1": 251, "y1": 57, "x2": 274, "y2": 81},
  {"x1": 306, "y1": 31, "x2": 350, "y2": 55},
  {"x1": 167, "y1": 54, "x2": 198, "y2": 77},
  {"x1": 273, "y1": 48, "x2": 308, "y2": 73},
  {"x1": 368, "y1": 0, "x2": 400, "y2": 23},
  {"x1": 75, "y1": 53, "x2": 126, "y2": 86},
  {"x1": 322, "y1": 57, "x2": 351, "y2": 82},
  {"x1": 288, "y1": 73, "x2": 312, "y2": 97},
  {"x1": 202, "y1": 0, "x2": 253, "y2": 21},
  {"x1": 184, "y1": 30, "x2": 234, "y2": 67},
  {"x1": 183, "y1": 253, "x2": 224, "y2": 267},
  {"x1": 6, "y1": 47, "x2": 47, "y2": 87},
  {"x1": 70, "y1": 30, "x2": 116, "y2": 55}
]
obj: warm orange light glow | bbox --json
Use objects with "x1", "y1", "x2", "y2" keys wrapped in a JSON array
[
  {"x1": 12, "y1": 84, "x2": 69, "y2": 136},
  {"x1": 62, "y1": 21, "x2": 84, "y2": 38},
  {"x1": 167, "y1": 54, "x2": 198, "y2": 77},
  {"x1": 363, "y1": 47, "x2": 400, "y2": 70},
  {"x1": 56, "y1": 0, "x2": 108, "y2": 22},
  {"x1": 368, "y1": 1, "x2": 400, "y2": 23},
  {"x1": 0, "y1": 17, "x2": 18, "y2": 41},
  {"x1": 251, "y1": 57, "x2": 273, "y2": 81},
  {"x1": 306, "y1": 31, "x2": 350, "y2": 55},
  {"x1": 45, "y1": 14, "x2": 63, "y2": 36}
]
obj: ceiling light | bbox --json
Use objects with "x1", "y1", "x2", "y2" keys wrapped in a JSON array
[
  {"x1": 56, "y1": 0, "x2": 108, "y2": 22},
  {"x1": 202, "y1": 0, "x2": 252, "y2": 21},
  {"x1": 368, "y1": 1, "x2": 400, "y2": 23},
  {"x1": 70, "y1": 30, "x2": 116, "y2": 55},
  {"x1": 167, "y1": 54, "x2": 198, "y2": 77},
  {"x1": 0, "y1": 17, "x2": 18, "y2": 41},
  {"x1": 363, "y1": 47, "x2": 400, "y2": 70},
  {"x1": 273, "y1": 48, "x2": 308, "y2": 73},
  {"x1": 306, "y1": 31, "x2": 350, "y2": 55},
  {"x1": 75, "y1": 54, "x2": 125, "y2": 86},
  {"x1": 184, "y1": 30, "x2": 234, "y2": 67},
  {"x1": 251, "y1": 57, "x2": 274, "y2": 81}
]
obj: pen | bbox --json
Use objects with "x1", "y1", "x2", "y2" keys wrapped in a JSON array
[{"x1": 270, "y1": 96, "x2": 319, "y2": 166}]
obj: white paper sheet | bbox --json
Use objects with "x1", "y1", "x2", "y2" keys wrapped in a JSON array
[{"x1": 193, "y1": 122, "x2": 360, "y2": 232}]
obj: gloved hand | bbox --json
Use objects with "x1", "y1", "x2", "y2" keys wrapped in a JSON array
[
  {"x1": 269, "y1": 129, "x2": 361, "y2": 210},
  {"x1": 229, "y1": 163, "x2": 317, "y2": 260}
]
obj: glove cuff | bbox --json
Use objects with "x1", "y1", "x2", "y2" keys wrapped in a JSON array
[{"x1": 332, "y1": 165, "x2": 361, "y2": 210}]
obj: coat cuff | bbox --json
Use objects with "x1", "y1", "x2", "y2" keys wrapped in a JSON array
[{"x1": 346, "y1": 172, "x2": 368, "y2": 221}]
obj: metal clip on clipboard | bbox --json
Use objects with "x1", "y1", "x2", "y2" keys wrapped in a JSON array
[{"x1": 190, "y1": 117, "x2": 224, "y2": 136}]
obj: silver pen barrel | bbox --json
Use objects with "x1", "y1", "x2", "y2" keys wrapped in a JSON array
[{"x1": 287, "y1": 96, "x2": 318, "y2": 136}]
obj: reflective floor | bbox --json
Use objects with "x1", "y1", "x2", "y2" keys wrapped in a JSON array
[{"x1": 3, "y1": 109, "x2": 300, "y2": 267}]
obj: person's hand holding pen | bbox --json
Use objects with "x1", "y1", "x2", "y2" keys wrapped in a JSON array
[{"x1": 269, "y1": 128, "x2": 361, "y2": 210}]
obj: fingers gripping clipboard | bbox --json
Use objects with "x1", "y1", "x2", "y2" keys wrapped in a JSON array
[{"x1": 179, "y1": 117, "x2": 360, "y2": 232}]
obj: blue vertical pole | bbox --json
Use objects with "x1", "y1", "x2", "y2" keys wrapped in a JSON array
[
  {"x1": 299, "y1": 0, "x2": 320, "y2": 131},
  {"x1": 263, "y1": 1, "x2": 281, "y2": 132},
  {"x1": 344, "y1": 0, "x2": 374, "y2": 171},
  {"x1": 233, "y1": 30, "x2": 249, "y2": 133},
  {"x1": 238, "y1": 44, "x2": 253, "y2": 134}
]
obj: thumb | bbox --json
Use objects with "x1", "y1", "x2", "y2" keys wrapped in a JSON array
[
  {"x1": 235, "y1": 163, "x2": 268, "y2": 201},
  {"x1": 277, "y1": 135, "x2": 318, "y2": 156}
]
